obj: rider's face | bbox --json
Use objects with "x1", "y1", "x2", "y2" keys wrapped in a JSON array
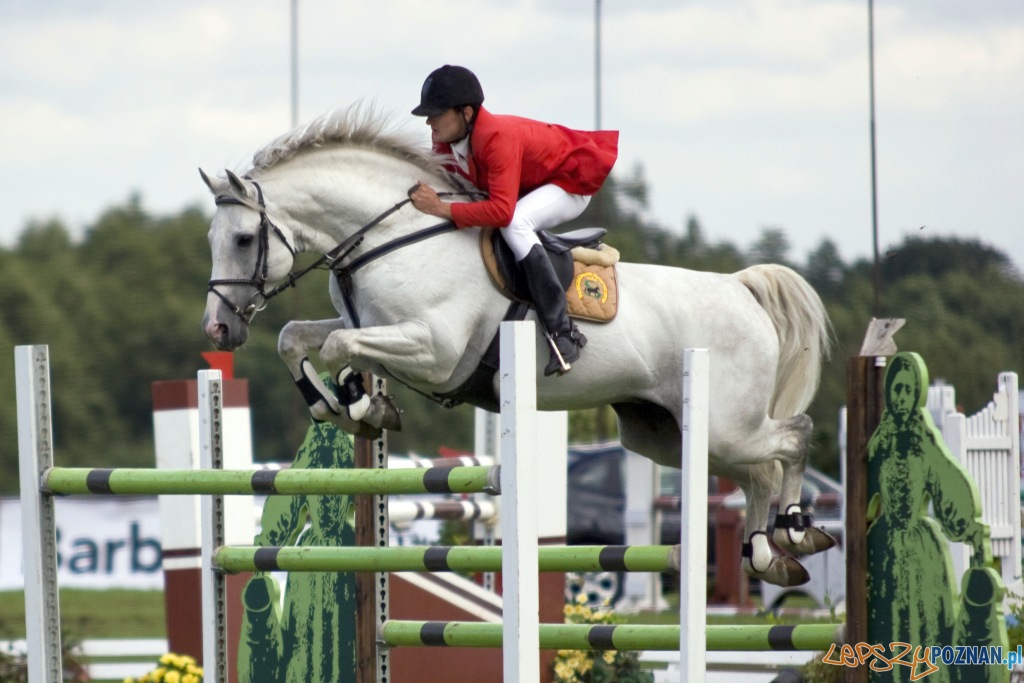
[{"x1": 426, "y1": 107, "x2": 471, "y2": 145}]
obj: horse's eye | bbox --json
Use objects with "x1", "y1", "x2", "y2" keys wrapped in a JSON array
[{"x1": 236, "y1": 234, "x2": 255, "y2": 248}]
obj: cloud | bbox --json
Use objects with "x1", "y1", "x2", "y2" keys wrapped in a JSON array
[{"x1": 0, "y1": 0, "x2": 1020, "y2": 271}]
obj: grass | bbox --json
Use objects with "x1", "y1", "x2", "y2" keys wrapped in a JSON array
[{"x1": 0, "y1": 590, "x2": 166, "y2": 641}]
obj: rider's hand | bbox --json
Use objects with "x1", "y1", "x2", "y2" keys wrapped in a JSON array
[{"x1": 408, "y1": 182, "x2": 453, "y2": 220}]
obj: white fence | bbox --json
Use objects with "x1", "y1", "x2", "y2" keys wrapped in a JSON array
[
  {"x1": 1, "y1": 638, "x2": 168, "y2": 682},
  {"x1": 928, "y1": 373, "x2": 1023, "y2": 600}
]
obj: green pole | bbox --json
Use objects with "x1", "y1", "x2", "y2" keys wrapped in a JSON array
[
  {"x1": 41, "y1": 466, "x2": 500, "y2": 496},
  {"x1": 214, "y1": 545, "x2": 680, "y2": 574},
  {"x1": 379, "y1": 621, "x2": 844, "y2": 652}
]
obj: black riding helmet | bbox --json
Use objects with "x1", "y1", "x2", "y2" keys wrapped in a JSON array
[{"x1": 412, "y1": 65, "x2": 484, "y2": 116}]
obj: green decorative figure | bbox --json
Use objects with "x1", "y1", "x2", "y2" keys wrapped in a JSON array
[
  {"x1": 237, "y1": 416, "x2": 358, "y2": 683},
  {"x1": 867, "y1": 352, "x2": 1008, "y2": 683}
]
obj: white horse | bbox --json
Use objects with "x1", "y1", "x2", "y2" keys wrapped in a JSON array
[{"x1": 200, "y1": 105, "x2": 834, "y2": 586}]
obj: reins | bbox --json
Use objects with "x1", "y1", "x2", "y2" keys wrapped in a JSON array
[{"x1": 207, "y1": 180, "x2": 475, "y2": 325}]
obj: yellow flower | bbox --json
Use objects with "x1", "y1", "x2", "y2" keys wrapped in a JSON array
[
  {"x1": 165, "y1": 671, "x2": 181, "y2": 683},
  {"x1": 602, "y1": 650, "x2": 617, "y2": 664}
]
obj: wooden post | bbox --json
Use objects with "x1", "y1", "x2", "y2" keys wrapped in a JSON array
[
  {"x1": 844, "y1": 356, "x2": 882, "y2": 683},
  {"x1": 844, "y1": 318, "x2": 900, "y2": 683}
]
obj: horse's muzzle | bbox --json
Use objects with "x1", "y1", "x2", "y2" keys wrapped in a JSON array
[{"x1": 202, "y1": 312, "x2": 248, "y2": 351}]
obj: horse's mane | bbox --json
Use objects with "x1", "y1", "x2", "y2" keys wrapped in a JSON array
[{"x1": 247, "y1": 102, "x2": 447, "y2": 177}]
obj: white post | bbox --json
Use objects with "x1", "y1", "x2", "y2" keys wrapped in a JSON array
[
  {"x1": 680, "y1": 348, "x2": 709, "y2": 682},
  {"x1": 199, "y1": 370, "x2": 228, "y2": 683},
  {"x1": 16, "y1": 345, "x2": 64, "y2": 683},
  {"x1": 500, "y1": 320, "x2": 540, "y2": 683}
]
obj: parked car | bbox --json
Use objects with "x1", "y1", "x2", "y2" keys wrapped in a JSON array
[
  {"x1": 565, "y1": 441, "x2": 688, "y2": 607},
  {"x1": 565, "y1": 441, "x2": 843, "y2": 608}
]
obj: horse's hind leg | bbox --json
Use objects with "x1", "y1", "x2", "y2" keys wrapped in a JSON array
[
  {"x1": 722, "y1": 460, "x2": 811, "y2": 588},
  {"x1": 768, "y1": 415, "x2": 838, "y2": 558},
  {"x1": 723, "y1": 414, "x2": 836, "y2": 587}
]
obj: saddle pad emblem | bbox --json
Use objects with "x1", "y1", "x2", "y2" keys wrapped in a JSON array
[{"x1": 575, "y1": 271, "x2": 609, "y2": 304}]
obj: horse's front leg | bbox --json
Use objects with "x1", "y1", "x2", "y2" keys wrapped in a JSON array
[
  {"x1": 318, "y1": 318, "x2": 461, "y2": 427},
  {"x1": 278, "y1": 319, "x2": 389, "y2": 437},
  {"x1": 320, "y1": 319, "x2": 460, "y2": 384}
]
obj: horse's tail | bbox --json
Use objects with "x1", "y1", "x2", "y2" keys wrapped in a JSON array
[{"x1": 736, "y1": 264, "x2": 833, "y2": 418}]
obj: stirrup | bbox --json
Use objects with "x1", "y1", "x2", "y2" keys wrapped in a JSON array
[
  {"x1": 543, "y1": 327, "x2": 586, "y2": 377},
  {"x1": 544, "y1": 336, "x2": 573, "y2": 376}
]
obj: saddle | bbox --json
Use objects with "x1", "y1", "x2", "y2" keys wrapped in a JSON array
[{"x1": 480, "y1": 227, "x2": 620, "y2": 322}]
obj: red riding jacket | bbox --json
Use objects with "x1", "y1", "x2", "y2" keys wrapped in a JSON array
[{"x1": 433, "y1": 107, "x2": 619, "y2": 229}]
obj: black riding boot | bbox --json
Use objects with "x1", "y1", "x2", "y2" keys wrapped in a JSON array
[{"x1": 520, "y1": 244, "x2": 587, "y2": 376}]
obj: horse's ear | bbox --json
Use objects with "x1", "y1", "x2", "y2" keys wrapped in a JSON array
[
  {"x1": 199, "y1": 168, "x2": 224, "y2": 195},
  {"x1": 225, "y1": 169, "x2": 252, "y2": 199}
]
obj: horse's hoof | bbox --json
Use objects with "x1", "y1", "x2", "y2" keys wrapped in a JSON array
[
  {"x1": 348, "y1": 421, "x2": 383, "y2": 439},
  {"x1": 773, "y1": 526, "x2": 838, "y2": 557},
  {"x1": 742, "y1": 556, "x2": 810, "y2": 587},
  {"x1": 367, "y1": 395, "x2": 402, "y2": 431}
]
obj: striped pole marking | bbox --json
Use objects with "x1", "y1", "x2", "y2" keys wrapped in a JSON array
[
  {"x1": 388, "y1": 499, "x2": 497, "y2": 525},
  {"x1": 394, "y1": 454, "x2": 497, "y2": 468},
  {"x1": 214, "y1": 544, "x2": 681, "y2": 574},
  {"x1": 378, "y1": 621, "x2": 844, "y2": 652},
  {"x1": 41, "y1": 465, "x2": 500, "y2": 497}
]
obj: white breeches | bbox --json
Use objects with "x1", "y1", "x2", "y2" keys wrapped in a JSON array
[{"x1": 501, "y1": 184, "x2": 591, "y2": 262}]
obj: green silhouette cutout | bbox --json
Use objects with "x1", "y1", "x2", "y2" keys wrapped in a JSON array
[
  {"x1": 867, "y1": 352, "x2": 1008, "y2": 682},
  {"x1": 238, "y1": 416, "x2": 358, "y2": 682}
]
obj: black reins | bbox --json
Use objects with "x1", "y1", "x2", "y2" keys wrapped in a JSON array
[{"x1": 207, "y1": 180, "x2": 472, "y2": 325}]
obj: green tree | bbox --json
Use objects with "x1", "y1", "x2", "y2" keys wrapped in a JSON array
[{"x1": 3, "y1": 176, "x2": 1023, "y2": 499}]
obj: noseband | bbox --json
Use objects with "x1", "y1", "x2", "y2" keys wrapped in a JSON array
[{"x1": 207, "y1": 181, "x2": 299, "y2": 324}]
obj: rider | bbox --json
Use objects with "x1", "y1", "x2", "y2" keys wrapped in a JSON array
[{"x1": 408, "y1": 64, "x2": 619, "y2": 376}]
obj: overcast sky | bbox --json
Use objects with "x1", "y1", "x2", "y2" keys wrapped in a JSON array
[{"x1": 3, "y1": 1, "x2": 1022, "y2": 270}]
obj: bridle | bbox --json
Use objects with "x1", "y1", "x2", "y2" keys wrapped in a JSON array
[
  {"x1": 207, "y1": 179, "x2": 475, "y2": 325},
  {"x1": 207, "y1": 181, "x2": 299, "y2": 323}
]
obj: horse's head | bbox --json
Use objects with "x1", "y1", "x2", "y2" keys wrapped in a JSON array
[{"x1": 200, "y1": 168, "x2": 297, "y2": 350}]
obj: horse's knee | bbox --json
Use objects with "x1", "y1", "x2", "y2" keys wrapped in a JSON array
[
  {"x1": 320, "y1": 333, "x2": 352, "y2": 369},
  {"x1": 277, "y1": 322, "x2": 306, "y2": 362}
]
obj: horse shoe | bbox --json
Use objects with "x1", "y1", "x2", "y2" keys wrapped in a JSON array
[
  {"x1": 742, "y1": 555, "x2": 811, "y2": 588},
  {"x1": 774, "y1": 525, "x2": 838, "y2": 558},
  {"x1": 364, "y1": 394, "x2": 402, "y2": 431}
]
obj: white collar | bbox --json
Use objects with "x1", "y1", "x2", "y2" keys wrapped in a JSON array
[{"x1": 451, "y1": 136, "x2": 470, "y2": 172}]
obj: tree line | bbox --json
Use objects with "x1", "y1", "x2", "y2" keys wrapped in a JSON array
[{"x1": 1, "y1": 178, "x2": 1022, "y2": 493}]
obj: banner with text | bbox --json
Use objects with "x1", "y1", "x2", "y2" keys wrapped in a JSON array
[{"x1": 0, "y1": 496, "x2": 163, "y2": 590}]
